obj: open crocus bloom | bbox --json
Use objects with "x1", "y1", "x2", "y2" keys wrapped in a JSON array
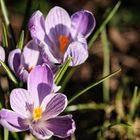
[
  {"x1": 29, "y1": 6, "x2": 96, "y2": 66},
  {"x1": 8, "y1": 40, "x2": 43, "y2": 82},
  {"x1": 0, "y1": 45, "x2": 5, "y2": 62},
  {"x1": 0, "y1": 64, "x2": 75, "y2": 139}
]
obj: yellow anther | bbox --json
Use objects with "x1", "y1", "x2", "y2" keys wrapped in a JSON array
[{"x1": 33, "y1": 107, "x2": 43, "y2": 120}]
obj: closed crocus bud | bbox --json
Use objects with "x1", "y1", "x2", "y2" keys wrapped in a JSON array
[{"x1": 8, "y1": 40, "x2": 43, "y2": 82}]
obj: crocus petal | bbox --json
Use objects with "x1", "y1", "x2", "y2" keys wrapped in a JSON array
[
  {"x1": 63, "y1": 36, "x2": 88, "y2": 66},
  {"x1": 71, "y1": 10, "x2": 96, "y2": 38},
  {"x1": 28, "y1": 10, "x2": 46, "y2": 44},
  {"x1": 29, "y1": 125, "x2": 53, "y2": 140},
  {"x1": 0, "y1": 46, "x2": 5, "y2": 62},
  {"x1": 39, "y1": 41, "x2": 59, "y2": 64},
  {"x1": 18, "y1": 68, "x2": 29, "y2": 82},
  {"x1": 0, "y1": 109, "x2": 29, "y2": 132},
  {"x1": 53, "y1": 84, "x2": 61, "y2": 92},
  {"x1": 45, "y1": 6, "x2": 71, "y2": 36},
  {"x1": 44, "y1": 6, "x2": 71, "y2": 61},
  {"x1": 10, "y1": 88, "x2": 33, "y2": 118},
  {"x1": 46, "y1": 115, "x2": 76, "y2": 138},
  {"x1": 41, "y1": 93, "x2": 67, "y2": 119},
  {"x1": 28, "y1": 64, "x2": 53, "y2": 107},
  {"x1": 8, "y1": 49, "x2": 21, "y2": 74},
  {"x1": 21, "y1": 40, "x2": 43, "y2": 70}
]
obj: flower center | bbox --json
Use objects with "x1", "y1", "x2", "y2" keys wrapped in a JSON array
[
  {"x1": 59, "y1": 35, "x2": 69, "y2": 54},
  {"x1": 33, "y1": 107, "x2": 43, "y2": 120},
  {"x1": 28, "y1": 66, "x2": 34, "y2": 73}
]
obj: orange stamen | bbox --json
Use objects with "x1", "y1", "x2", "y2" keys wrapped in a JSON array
[
  {"x1": 59, "y1": 35, "x2": 69, "y2": 54},
  {"x1": 28, "y1": 66, "x2": 34, "y2": 73}
]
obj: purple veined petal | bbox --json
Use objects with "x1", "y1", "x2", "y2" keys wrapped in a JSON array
[
  {"x1": 28, "y1": 10, "x2": 46, "y2": 44},
  {"x1": 10, "y1": 88, "x2": 33, "y2": 118},
  {"x1": 29, "y1": 124, "x2": 53, "y2": 140},
  {"x1": 45, "y1": 6, "x2": 71, "y2": 36},
  {"x1": 46, "y1": 115, "x2": 76, "y2": 138},
  {"x1": 21, "y1": 40, "x2": 43, "y2": 71},
  {"x1": 45, "y1": 7, "x2": 71, "y2": 57},
  {"x1": 71, "y1": 10, "x2": 96, "y2": 38},
  {"x1": 43, "y1": 61, "x2": 59, "y2": 74},
  {"x1": 41, "y1": 93, "x2": 68, "y2": 119},
  {"x1": 0, "y1": 109, "x2": 29, "y2": 132},
  {"x1": 18, "y1": 68, "x2": 29, "y2": 82},
  {"x1": 8, "y1": 49, "x2": 21, "y2": 75},
  {"x1": 63, "y1": 36, "x2": 88, "y2": 66},
  {"x1": 28, "y1": 64, "x2": 54, "y2": 107},
  {"x1": 39, "y1": 41, "x2": 59, "y2": 64},
  {"x1": 0, "y1": 46, "x2": 5, "y2": 62}
]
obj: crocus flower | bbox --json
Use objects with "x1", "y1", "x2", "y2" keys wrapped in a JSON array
[
  {"x1": 0, "y1": 45, "x2": 5, "y2": 62},
  {"x1": 28, "y1": 6, "x2": 96, "y2": 66},
  {"x1": 0, "y1": 64, "x2": 75, "y2": 139},
  {"x1": 8, "y1": 40, "x2": 43, "y2": 82}
]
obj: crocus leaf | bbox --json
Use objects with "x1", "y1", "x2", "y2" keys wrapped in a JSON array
[
  {"x1": 4, "y1": 128, "x2": 9, "y2": 140},
  {"x1": 0, "y1": 0, "x2": 9, "y2": 26},
  {"x1": 101, "y1": 28, "x2": 110, "y2": 102},
  {"x1": 0, "y1": 0, "x2": 16, "y2": 47},
  {"x1": 88, "y1": 1, "x2": 121, "y2": 48},
  {"x1": 54, "y1": 57, "x2": 72, "y2": 85},
  {"x1": 129, "y1": 86, "x2": 139, "y2": 118},
  {"x1": 2, "y1": 23, "x2": 8, "y2": 48},
  {"x1": 11, "y1": 132, "x2": 19, "y2": 140},
  {"x1": 0, "y1": 60, "x2": 18, "y2": 84},
  {"x1": 68, "y1": 69, "x2": 121, "y2": 104},
  {"x1": 60, "y1": 68, "x2": 75, "y2": 92},
  {"x1": 66, "y1": 103, "x2": 109, "y2": 112},
  {"x1": 17, "y1": 30, "x2": 24, "y2": 50}
]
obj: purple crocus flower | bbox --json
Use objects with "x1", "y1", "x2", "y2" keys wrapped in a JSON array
[
  {"x1": 0, "y1": 45, "x2": 5, "y2": 62},
  {"x1": 8, "y1": 40, "x2": 43, "y2": 82},
  {"x1": 28, "y1": 6, "x2": 96, "y2": 66},
  {"x1": 0, "y1": 64, "x2": 75, "y2": 139}
]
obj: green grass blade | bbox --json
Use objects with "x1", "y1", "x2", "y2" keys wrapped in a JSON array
[
  {"x1": 88, "y1": 1, "x2": 121, "y2": 48},
  {"x1": 0, "y1": 0, "x2": 16, "y2": 46},
  {"x1": 2, "y1": 23, "x2": 8, "y2": 48},
  {"x1": 66, "y1": 103, "x2": 109, "y2": 112},
  {"x1": 60, "y1": 68, "x2": 75, "y2": 92},
  {"x1": 130, "y1": 86, "x2": 139, "y2": 118},
  {"x1": 20, "y1": 0, "x2": 33, "y2": 34},
  {"x1": 0, "y1": 101, "x2": 2, "y2": 109},
  {"x1": 115, "y1": 88, "x2": 125, "y2": 122},
  {"x1": 0, "y1": 0, "x2": 9, "y2": 25},
  {"x1": 17, "y1": 30, "x2": 24, "y2": 50},
  {"x1": 11, "y1": 132, "x2": 19, "y2": 140},
  {"x1": 54, "y1": 57, "x2": 72, "y2": 85},
  {"x1": 68, "y1": 69, "x2": 121, "y2": 104},
  {"x1": 101, "y1": 28, "x2": 110, "y2": 102},
  {"x1": 4, "y1": 128, "x2": 9, "y2": 140},
  {"x1": 0, "y1": 60, "x2": 18, "y2": 84}
]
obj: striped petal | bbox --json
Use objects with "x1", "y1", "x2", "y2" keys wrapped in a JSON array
[
  {"x1": 71, "y1": 10, "x2": 96, "y2": 38},
  {"x1": 28, "y1": 64, "x2": 53, "y2": 107},
  {"x1": 47, "y1": 115, "x2": 75, "y2": 138},
  {"x1": 0, "y1": 109, "x2": 29, "y2": 132}
]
